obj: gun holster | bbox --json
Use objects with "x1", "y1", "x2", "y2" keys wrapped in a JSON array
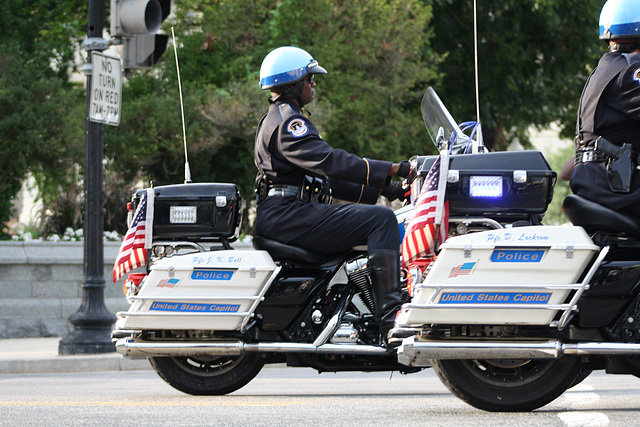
[
  {"x1": 595, "y1": 137, "x2": 636, "y2": 193},
  {"x1": 255, "y1": 174, "x2": 269, "y2": 204}
]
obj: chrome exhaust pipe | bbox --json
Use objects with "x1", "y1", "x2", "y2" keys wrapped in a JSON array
[
  {"x1": 563, "y1": 342, "x2": 640, "y2": 356},
  {"x1": 115, "y1": 339, "x2": 246, "y2": 357},
  {"x1": 117, "y1": 337, "x2": 640, "y2": 362},
  {"x1": 397, "y1": 338, "x2": 640, "y2": 367},
  {"x1": 115, "y1": 338, "x2": 388, "y2": 358}
]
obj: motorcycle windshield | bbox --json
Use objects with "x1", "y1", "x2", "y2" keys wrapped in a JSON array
[{"x1": 421, "y1": 87, "x2": 479, "y2": 153}]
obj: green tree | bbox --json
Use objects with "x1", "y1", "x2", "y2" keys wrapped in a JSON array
[
  {"x1": 291, "y1": 0, "x2": 439, "y2": 159},
  {"x1": 0, "y1": 0, "x2": 612, "y2": 237},
  {"x1": 428, "y1": 0, "x2": 604, "y2": 150},
  {"x1": 0, "y1": 65, "x2": 85, "y2": 232},
  {"x1": 105, "y1": 0, "x2": 438, "y2": 197},
  {"x1": 543, "y1": 144, "x2": 575, "y2": 225},
  {"x1": 0, "y1": 0, "x2": 87, "y2": 237}
]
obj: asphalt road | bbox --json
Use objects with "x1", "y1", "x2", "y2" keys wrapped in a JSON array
[{"x1": 1, "y1": 367, "x2": 640, "y2": 426}]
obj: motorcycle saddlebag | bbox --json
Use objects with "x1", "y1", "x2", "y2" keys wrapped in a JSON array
[
  {"x1": 132, "y1": 183, "x2": 244, "y2": 243},
  {"x1": 119, "y1": 249, "x2": 278, "y2": 331},
  {"x1": 415, "y1": 151, "x2": 557, "y2": 221},
  {"x1": 398, "y1": 226, "x2": 600, "y2": 326}
]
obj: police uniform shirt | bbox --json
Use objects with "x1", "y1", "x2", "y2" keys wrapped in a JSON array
[
  {"x1": 255, "y1": 98, "x2": 393, "y2": 201},
  {"x1": 254, "y1": 97, "x2": 396, "y2": 248}
]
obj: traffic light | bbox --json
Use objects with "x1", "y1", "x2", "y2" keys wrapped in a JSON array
[{"x1": 110, "y1": 0, "x2": 170, "y2": 69}]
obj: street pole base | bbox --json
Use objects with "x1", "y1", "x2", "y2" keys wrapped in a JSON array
[{"x1": 58, "y1": 328, "x2": 116, "y2": 355}]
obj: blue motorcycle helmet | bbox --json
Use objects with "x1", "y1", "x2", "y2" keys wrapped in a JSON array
[
  {"x1": 259, "y1": 46, "x2": 327, "y2": 90},
  {"x1": 599, "y1": 0, "x2": 640, "y2": 40}
]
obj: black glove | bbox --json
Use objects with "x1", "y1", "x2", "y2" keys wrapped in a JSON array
[
  {"x1": 397, "y1": 160, "x2": 412, "y2": 178},
  {"x1": 381, "y1": 182, "x2": 409, "y2": 202}
]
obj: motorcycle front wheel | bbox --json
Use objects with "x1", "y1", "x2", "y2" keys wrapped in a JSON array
[
  {"x1": 149, "y1": 353, "x2": 265, "y2": 395},
  {"x1": 432, "y1": 356, "x2": 583, "y2": 412}
]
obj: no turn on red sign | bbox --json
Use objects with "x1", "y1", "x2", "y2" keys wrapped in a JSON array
[{"x1": 90, "y1": 52, "x2": 122, "y2": 126}]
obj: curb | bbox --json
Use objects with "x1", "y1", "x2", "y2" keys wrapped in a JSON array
[
  {"x1": 0, "y1": 354, "x2": 151, "y2": 375},
  {"x1": 0, "y1": 338, "x2": 152, "y2": 375}
]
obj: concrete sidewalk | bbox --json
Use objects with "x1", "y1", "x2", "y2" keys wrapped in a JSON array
[{"x1": 0, "y1": 337, "x2": 151, "y2": 374}]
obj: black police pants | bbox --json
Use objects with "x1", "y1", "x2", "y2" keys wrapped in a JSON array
[{"x1": 256, "y1": 196, "x2": 400, "y2": 254}]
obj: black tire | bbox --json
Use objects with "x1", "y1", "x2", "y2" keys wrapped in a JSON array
[
  {"x1": 149, "y1": 352, "x2": 265, "y2": 395},
  {"x1": 568, "y1": 367, "x2": 592, "y2": 389},
  {"x1": 432, "y1": 356, "x2": 583, "y2": 412}
]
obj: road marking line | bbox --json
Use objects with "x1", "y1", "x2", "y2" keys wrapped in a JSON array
[
  {"x1": 568, "y1": 384, "x2": 594, "y2": 392},
  {"x1": 562, "y1": 392, "x2": 601, "y2": 401},
  {"x1": 0, "y1": 401, "x2": 304, "y2": 407},
  {"x1": 557, "y1": 411, "x2": 609, "y2": 426}
]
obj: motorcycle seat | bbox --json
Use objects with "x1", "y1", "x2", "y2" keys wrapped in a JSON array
[
  {"x1": 252, "y1": 235, "x2": 328, "y2": 264},
  {"x1": 563, "y1": 194, "x2": 640, "y2": 237}
]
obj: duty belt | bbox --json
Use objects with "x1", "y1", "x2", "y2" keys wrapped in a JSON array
[
  {"x1": 267, "y1": 177, "x2": 332, "y2": 204},
  {"x1": 267, "y1": 185, "x2": 298, "y2": 198},
  {"x1": 574, "y1": 147, "x2": 607, "y2": 165},
  {"x1": 574, "y1": 137, "x2": 639, "y2": 193}
]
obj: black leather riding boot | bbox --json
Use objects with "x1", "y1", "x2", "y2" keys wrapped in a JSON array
[{"x1": 369, "y1": 249, "x2": 403, "y2": 337}]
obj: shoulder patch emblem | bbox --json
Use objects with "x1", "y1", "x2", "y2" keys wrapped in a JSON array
[
  {"x1": 633, "y1": 68, "x2": 640, "y2": 85},
  {"x1": 287, "y1": 118, "x2": 309, "y2": 138}
]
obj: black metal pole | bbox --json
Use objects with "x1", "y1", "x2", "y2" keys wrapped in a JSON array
[{"x1": 59, "y1": 0, "x2": 116, "y2": 354}]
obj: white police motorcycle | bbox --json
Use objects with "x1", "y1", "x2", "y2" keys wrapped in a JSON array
[{"x1": 113, "y1": 88, "x2": 640, "y2": 412}]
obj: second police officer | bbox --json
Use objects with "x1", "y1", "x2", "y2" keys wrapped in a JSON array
[{"x1": 571, "y1": 0, "x2": 640, "y2": 215}]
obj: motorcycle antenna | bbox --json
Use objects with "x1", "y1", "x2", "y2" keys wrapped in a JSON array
[
  {"x1": 472, "y1": 0, "x2": 484, "y2": 152},
  {"x1": 171, "y1": 27, "x2": 192, "y2": 184}
]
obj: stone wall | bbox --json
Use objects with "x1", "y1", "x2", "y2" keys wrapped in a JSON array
[
  {"x1": 0, "y1": 240, "x2": 252, "y2": 338},
  {"x1": 0, "y1": 241, "x2": 130, "y2": 338}
]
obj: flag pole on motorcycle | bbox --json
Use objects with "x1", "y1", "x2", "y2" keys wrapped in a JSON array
[{"x1": 401, "y1": 147, "x2": 450, "y2": 269}]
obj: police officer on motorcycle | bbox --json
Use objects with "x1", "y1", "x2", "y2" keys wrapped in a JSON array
[
  {"x1": 254, "y1": 46, "x2": 410, "y2": 338},
  {"x1": 571, "y1": 0, "x2": 640, "y2": 216}
]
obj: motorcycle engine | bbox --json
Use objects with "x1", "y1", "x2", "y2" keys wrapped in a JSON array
[{"x1": 345, "y1": 257, "x2": 375, "y2": 314}]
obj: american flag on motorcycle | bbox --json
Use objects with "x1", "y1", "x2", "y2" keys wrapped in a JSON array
[
  {"x1": 113, "y1": 189, "x2": 154, "y2": 283},
  {"x1": 402, "y1": 153, "x2": 449, "y2": 268}
]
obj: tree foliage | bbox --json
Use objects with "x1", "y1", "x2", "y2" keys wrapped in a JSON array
[
  {"x1": 428, "y1": 0, "x2": 604, "y2": 150},
  {"x1": 544, "y1": 144, "x2": 575, "y2": 225},
  {"x1": 0, "y1": 0, "x2": 87, "y2": 237},
  {"x1": 1, "y1": 0, "x2": 608, "y2": 236},
  {"x1": 104, "y1": 0, "x2": 438, "y2": 234}
]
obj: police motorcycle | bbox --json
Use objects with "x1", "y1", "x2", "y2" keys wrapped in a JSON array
[
  {"x1": 112, "y1": 86, "x2": 640, "y2": 412},
  {"x1": 393, "y1": 89, "x2": 640, "y2": 412}
]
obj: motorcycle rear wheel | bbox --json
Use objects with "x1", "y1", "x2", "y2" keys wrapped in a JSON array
[
  {"x1": 432, "y1": 356, "x2": 583, "y2": 412},
  {"x1": 149, "y1": 353, "x2": 265, "y2": 395}
]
